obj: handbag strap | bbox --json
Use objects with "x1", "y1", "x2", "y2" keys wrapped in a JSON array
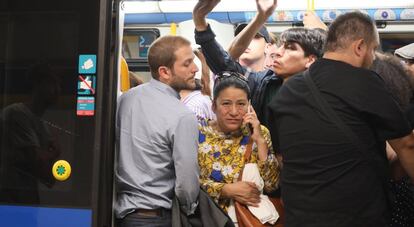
[
  {"x1": 237, "y1": 138, "x2": 253, "y2": 181},
  {"x1": 244, "y1": 138, "x2": 254, "y2": 162},
  {"x1": 302, "y1": 70, "x2": 368, "y2": 160}
]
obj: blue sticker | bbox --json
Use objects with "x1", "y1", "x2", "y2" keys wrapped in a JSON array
[
  {"x1": 78, "y1": 75, "x2": 96, "y2": 95},
  {"x1": 77, "y1": 96, "x2": 95, "y2": 116},
  {"x1": 78, "y1": 55, "x2": 97, "y2": 74},
  {"x1": 138, "y1": 34, "x2": 153, "y2": 58}
]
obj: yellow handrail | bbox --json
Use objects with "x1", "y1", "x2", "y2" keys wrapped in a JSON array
[
  {"x1": 120, "y1": 56, "x2": 130, "y2": 92},
  {"x1": 307, "y1": 0, "x2": 315, "y2": 11},
  {"x1": 170, "y1": 22, "x2": 177, "y2": 35}
]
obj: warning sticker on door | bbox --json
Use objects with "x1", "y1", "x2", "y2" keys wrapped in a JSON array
[
  {"x1": 78, "y1": 75, "x2": 96, "y2": 95},
  {"x1": 78, "y1": 54, "x2": 97, "y2": 74},
  {"x1": 76, "y1": 96, "x2": 95, "y2": 116}
]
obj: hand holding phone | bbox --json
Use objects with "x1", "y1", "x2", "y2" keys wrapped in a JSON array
[{"x1": 247, "y1": 100, "x2": 254, "y2": 134}]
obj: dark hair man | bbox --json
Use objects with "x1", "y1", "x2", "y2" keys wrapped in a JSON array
[
  {"x1": 193, "y1": 0, "x2": 325, "y2": 127},
  {"x1": 115, "y1": 36, "x2": 200, "y2": 227},
  {"x1": 270, "y1": 12, "x2": 414, "y2": 226}
]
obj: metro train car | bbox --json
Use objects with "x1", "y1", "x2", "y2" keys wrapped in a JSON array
[
  {"x1": 121, "y1": 0, "x2": 414, "y2": 83},
  {"x1": 0, "y1": 0, "x2": 413, "y2": 226}
]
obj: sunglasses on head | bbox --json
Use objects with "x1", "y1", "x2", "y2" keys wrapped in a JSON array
[{"x1": 214, "y1": 71, "x2": 248, "y2": 84}]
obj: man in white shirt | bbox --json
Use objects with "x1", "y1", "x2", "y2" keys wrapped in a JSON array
[{"x1": 115, "y1": 35, "x2": 200, "y2": 227}]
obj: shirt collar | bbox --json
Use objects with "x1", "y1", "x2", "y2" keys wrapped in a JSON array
[
  {"x1": 267, "y1": 70, "x2": 283, "y2": 82},
  {"x1": 149, "y1": 78, "x2": 181, "y2": 99}
]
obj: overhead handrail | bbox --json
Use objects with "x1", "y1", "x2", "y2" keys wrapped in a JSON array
[{"x1": 307, "y1": 0, "x2": 315, "y2": 11}]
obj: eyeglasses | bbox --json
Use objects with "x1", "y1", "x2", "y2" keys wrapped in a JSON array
[{"x1": 214, "y1": 71, "x2": 248, "y2": 85}]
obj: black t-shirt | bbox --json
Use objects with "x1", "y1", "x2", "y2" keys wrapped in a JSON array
[
  {"x1": 261, "y1": 77, "x2": 283, "y2": 127},
  {"x1": 268, "y1": 59, "x2": 412, "y2": 227}
]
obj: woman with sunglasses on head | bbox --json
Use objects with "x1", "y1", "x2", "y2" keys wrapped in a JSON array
[{"x1": 197, "y1": 71, "x2": 280, "y2": 224}]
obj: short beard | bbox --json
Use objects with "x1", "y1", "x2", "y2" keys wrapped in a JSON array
[{"x1": 169, "y1": 72, "x2": 195, "y2": 92}]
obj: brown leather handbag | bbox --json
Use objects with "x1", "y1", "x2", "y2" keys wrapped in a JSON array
[{"x1": 234, "y1": 140, "x2": 284, "y2": 227}]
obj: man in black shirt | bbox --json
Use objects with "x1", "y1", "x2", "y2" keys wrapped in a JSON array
[{"x1": 269, "y1": 12, "x2": 414, "y2": 226}]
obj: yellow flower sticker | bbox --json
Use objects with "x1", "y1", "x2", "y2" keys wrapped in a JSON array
[{"x1": 52, "y1": 160, "x2": 72, "y2": 181}]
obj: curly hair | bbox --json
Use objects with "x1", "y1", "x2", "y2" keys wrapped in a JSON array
[{"x1": 371, "y1": 52, "x2": 414, "y2": 109}]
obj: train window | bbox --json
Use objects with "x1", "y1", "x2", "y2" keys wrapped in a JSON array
[
  {"x1": 122, "y1": 29, "x2": 160, "y2": 60},
  {"x1": 380, "y1": 33, "x2": 414, "y2": 54},
  {"x1": 0, "y1": 12, "x2": 87, "y2": 207},
  {"x1": 122, "y1": 29, "x2": 160, "y2": 84}
]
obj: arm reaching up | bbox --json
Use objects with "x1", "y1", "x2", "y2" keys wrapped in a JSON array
[
  {"x1": 303, "y1": 11, "x2": 328, "y2": 30},
  {"x1": 193, "y1": 0, "x2": 246, "y2": 75},
  {"x1": 228, "y1": 0, "x2": 277, "y2": 60},
  {"x1": 193, "y1": 0, "x2": 221, "y2": 32},
  {"x1": 193, "y1": 49, "x2": 212, "y2": 97}
]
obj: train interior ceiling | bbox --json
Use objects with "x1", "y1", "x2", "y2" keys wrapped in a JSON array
[{"x1": 120, "y1": 0, "x2": 414, "y2": 84}]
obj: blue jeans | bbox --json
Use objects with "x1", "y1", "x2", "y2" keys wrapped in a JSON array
[{"x1": 117, "y1": 209, "x2": 172, "y2": 227}]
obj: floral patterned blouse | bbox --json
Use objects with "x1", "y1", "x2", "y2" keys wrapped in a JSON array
[{"x1": 198, "y1": 118, "x2": 280, "y2": 211}]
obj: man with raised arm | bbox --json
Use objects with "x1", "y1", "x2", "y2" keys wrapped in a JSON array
[
  {"x1": 229, "y1": 22, "x2": 272, "y2": 72},
  {"x1": 193, "y1": 0, "x2": 325, "y2": 127}
]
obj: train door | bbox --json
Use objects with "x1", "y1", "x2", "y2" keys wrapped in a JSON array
[{"x1": 0, "y1": 0, "x2": 118, "y2": 226}]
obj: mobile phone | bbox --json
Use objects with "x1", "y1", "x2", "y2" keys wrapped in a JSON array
[{"x1": 248, "y1": 100, "x2": 253, "y2": 134}]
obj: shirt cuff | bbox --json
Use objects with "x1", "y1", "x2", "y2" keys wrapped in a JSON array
[
  {"x1": 257, "y1": 154, "x2": 277, "y2": 172},
  {"x1": 195, "y1": 24, "x2": 216, "y2": 45}
]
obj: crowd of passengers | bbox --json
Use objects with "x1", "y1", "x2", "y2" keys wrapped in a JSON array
[{"x1": 114, "y1": 0, "x2": 414, "y2": 226}]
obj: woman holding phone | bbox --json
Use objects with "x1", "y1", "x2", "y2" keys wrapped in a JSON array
[{"x1": 197, "y1": 71, "x2": 280, "y2": 222}]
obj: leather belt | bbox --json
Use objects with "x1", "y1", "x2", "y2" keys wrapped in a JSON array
[{"x1": 131, "y1": 208, "x2": 170, "y2": 217}]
